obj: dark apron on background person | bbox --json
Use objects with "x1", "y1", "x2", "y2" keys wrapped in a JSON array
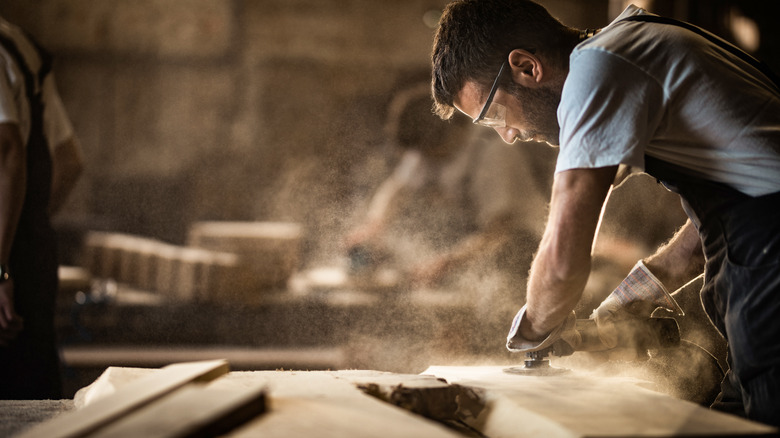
[
  {"x1": 645, "y1": 155, "x2": 780, "y2": 425},
  {"x1": 0, "y1": 33, "x2": 62, "y2": 399}
]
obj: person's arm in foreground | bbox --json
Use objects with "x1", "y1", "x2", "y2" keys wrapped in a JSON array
[
  {"x1": 643, "y1": 219, "x2": 704, "y2": 291},
  {"x1": 0, "y1": 122, "x2": 26, "y2": 343},
  {"x1": 411, "y1": 212, "x2": 515, "y2": 286},
  {"x1": 344, "y1": 151, "x2": 420, "y2": 251},
  {"x1": 519, "y1": 166, "x2": 617, "y2": 341}
]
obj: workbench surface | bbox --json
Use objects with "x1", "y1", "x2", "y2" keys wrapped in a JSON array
[{"x1": 4, "y1": 363, "x2": 776, "y2": 438}]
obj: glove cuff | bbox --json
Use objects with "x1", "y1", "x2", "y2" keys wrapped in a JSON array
[
  {"x1": 612, "y1": 260, "x2": 684, "y2": 315},
  {"x1": 506, "y1": 305, "x2": 579, "y2": 353}
]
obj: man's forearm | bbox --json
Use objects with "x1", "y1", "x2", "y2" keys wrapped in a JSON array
[
  {"x1": 643, "y1": 219, "x2": 704, "y2": 291},
  {"x1": 521, "y1": 242, "x2": 591, "y2": 340},
  {"x1": 519, "y1": 166, "x2": 617, "y2": 341}
]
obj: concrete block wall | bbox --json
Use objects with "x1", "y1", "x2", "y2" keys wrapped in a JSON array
[{"x1": 26, "y1": 0, "x2": 235, "y2": 58}]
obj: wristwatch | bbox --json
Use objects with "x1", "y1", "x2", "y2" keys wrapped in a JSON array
[{"x1": 0, "y1": 264, "x2": 10, "y2": 283}]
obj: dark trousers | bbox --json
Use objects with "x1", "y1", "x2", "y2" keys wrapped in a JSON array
[
  {"x1": 645, "y1": 156, "x2": 780, "y2": 425},
  {"x1": 698, "y1": 188, "x2": 780, "y2": 425},
  {"x1": 0, "y1": 195, "x2": 61, "y2": 400}
]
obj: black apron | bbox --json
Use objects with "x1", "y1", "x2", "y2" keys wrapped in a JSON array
[{"x1": 624, "y1": 14, "x2": 780, "y2": 424}]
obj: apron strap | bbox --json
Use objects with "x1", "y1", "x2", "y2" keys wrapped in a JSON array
[{"x1": 620, "y1": 14, "x2": 780, "y2": 92}]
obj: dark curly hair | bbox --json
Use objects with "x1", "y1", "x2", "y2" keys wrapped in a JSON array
[{"x1": 431, "y1": 0, "x2": 574, "y2": 119}]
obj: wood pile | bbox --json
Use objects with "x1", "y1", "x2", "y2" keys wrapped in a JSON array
[
  {"x1": 13, "y1": 360, "x2": 778, "y2": 438},
  {"x1": 186, "y1": 221, "x2": 303, "y2": 291},
  {"x1": 80, "y1": 221, "x2": 302, "y2": 303}
]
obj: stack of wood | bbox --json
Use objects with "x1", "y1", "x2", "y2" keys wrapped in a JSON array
[
  {"x1": 80, "y1": 221, "x2": 302, "y2": 303},
  {"x1": 186, "y1": 221, "x2": 303, "y2": 292}
]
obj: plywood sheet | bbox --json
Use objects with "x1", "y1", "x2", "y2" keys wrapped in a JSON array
[
  {"x1": 223, "y1": 370, "x2": 461, "y2": 438},
  {"x1": 423, "y1": 365, "x2": 777, "y2": 437},
  {"x1": 63, "y1": 367, "x2": 462, "y2": 438}
]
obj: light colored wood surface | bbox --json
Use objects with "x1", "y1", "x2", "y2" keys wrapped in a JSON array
[
  {"x1": 89, "y1": 384, "x2": 266, "y2": 438},
  {"x1": 16, "y1": 360, "x2": 229, "y2": 438},
  {"x1": 61, "y1": 346, "x2": 347, "y2": 371},
  {"x1": 423, "y1": 365, "x2": 777, "y2": 437},
  {"x1": 69, "y1": 366, "x2": 462, "y2": 438},
  {"x1": 0, "y1": 400, "x2": 75, "y2": 438},
  {"x1": 223, "y1": 371, "x2": 462, "y2": 438},
  {"x1": 16, "y1": 364, "x2": 778, "y2": 437}
]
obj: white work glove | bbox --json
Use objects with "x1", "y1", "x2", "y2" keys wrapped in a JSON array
[
  {"x1": 506, "y1": 305, "x2": 581, "y2": 356},
  {"x1": 591, "y1": 260, "x2": 683, "y2": 348}
]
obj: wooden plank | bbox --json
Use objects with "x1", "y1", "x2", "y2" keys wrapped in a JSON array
[
  {"x1": 65, "y1": 367, "x2": 463, "y2": 437},
  {"x1": 88, "y1": 384, "x2": 266, "y2": 438},
  {"x1": 0, "y1": 400, "x2": 75, "y2": 438},
  {"x1": 230, "y1": 397, "x2": 460, "y2": 438},
  {"x1": 423, "y1": 365, "x2": 778, "y2": 437},
  {"x1": 16, "y1": 360, "x2": 229, "y2": 438},
  {"x1": 61, "y1": 346, "x2": 347, "y2": 370},
  {"x1": 221, "y1": 370, "x2": 462, "y2": 438},
  {"x1": 333, "y1": 370, "x2": 462, "y2": 421}
]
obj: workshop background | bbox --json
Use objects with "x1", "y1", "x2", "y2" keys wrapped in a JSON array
[
  {"x1": 0, "y1": 0, "x2": 777, "y2": 399},
  {"x1": 1, "y1": 0, "x2": 776, "y2": 262}
]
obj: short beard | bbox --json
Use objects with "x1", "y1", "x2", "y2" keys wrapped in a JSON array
[{"x1": 506, "y1": 82, "x2": 562, "y2": 146}]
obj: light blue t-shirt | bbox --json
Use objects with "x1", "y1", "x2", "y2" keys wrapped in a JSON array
[{"x1": 556, "y1": 5, "x2": 780, "y2": 197}]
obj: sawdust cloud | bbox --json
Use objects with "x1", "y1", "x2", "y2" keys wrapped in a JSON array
[
  {"x1": 173, "y1": 83, "x2": 721, "y2": 410},
  {"x1": 122, "y1": 125, "x2": 724, "y2": 409},
  {"x1": 246, "y1": 116, "x2": 549, "y2": 374}
]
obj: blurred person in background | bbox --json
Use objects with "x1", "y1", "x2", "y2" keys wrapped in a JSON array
[
  {"x1": 345, "y1": 82, "x2": 548, "y2": 332},
  {"x1": 431, "y1": 0, "x2": 779, "y2": 424},
  {"x1": 0, "y1": 15, "x2": 83, "y2": 399}
]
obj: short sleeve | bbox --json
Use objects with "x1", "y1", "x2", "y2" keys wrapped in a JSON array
[{"x1": 556, "y1": 48, "x2": 665, "y2": 174}]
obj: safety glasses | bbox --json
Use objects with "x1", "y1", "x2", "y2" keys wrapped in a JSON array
[{"x1": 473, "y1": 61, "x2": 507, "y2": 128}]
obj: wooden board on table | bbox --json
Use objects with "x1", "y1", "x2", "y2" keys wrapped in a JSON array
[
  {"x1": 16, "y1": 360, "x2": 229, "y2": 438},
  {"x1": 221, "y1": 370, "x2": 462, "y2": 438},
  {"x1": 61, "y1": 367, "x2": 465, "y2": 438},
  {"x1": 423, "y1": 365, "x2": 778, "y2": 437},
  {"x1": 88, "y1": 383, "x2": 266, "y2": 438}
]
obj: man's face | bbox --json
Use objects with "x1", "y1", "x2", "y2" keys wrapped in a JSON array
[{"x1": 454, "y1": 80, "x2": 562, "y2": 146}]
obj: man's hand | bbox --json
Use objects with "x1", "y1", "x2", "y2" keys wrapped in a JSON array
[
  {"x1": 507, "y1": 305, "x2": 581, "y2": 356},
  {"x1": 591, "y1": 260, "x2": 683, "y2": 348},
  {"x1": 410, "y1": 255, "x2": 454, "y2": 288},
  {"x1": 592, "y1": 221, "x2": 704, "y2": 349},
  {"x1": 0, "y1": 280, "x2": 23, "y2": 346}
]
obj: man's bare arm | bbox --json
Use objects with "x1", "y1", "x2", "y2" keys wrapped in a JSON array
[
  {"x1": 643, "y1": 219, "x2": 704, "y2": 291},
  {"x1": 520, "y1": 166, "x2": 617, "y2": 341}
]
